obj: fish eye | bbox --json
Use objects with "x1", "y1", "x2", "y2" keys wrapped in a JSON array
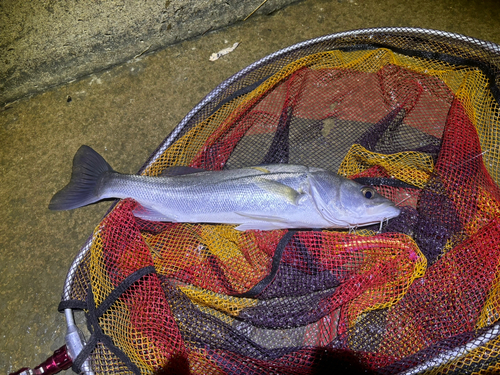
[{"x1": 361, "y1": 187, "x2": 376, "y2": 199}]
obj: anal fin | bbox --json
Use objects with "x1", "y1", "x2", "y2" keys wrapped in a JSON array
[
  {"x1": 233, "y1": 211, "x2": 289, "y2": 231},
  {"x1": 234, "y1": 222, "x2": 287, "y2": 231},
  {"x1": 132, "y1": 204, "x2": 175, "y2": 222}
]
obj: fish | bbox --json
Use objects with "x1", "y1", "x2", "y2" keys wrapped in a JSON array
[{"x1": 49, "y1": 145, "x2": 401, "y2": 231}]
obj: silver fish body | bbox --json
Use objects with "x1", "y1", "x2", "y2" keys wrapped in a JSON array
[{"x1": 49, "y1": 146, "x2": 401, "y2": 231}]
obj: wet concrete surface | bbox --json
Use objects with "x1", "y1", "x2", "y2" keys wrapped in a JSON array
[{"x1": 1, "y1": 0, "x2": 500, "y2": 373}]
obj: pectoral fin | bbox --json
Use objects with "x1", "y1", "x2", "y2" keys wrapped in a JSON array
[{"x1": 254, "y1": 178, "x2": 306, "y2": 205}]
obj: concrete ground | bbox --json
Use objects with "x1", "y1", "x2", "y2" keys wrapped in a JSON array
[
  {"x1": 0, "y1": 0, "x2": 301, "y2": 106},
  {"x1": 1, "y1": 0, "x2": 500, "y2": 373}
]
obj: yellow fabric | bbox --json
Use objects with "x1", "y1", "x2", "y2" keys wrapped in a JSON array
[{"x1": 338, "y1": 144, "x2": 434, "y2": 188}]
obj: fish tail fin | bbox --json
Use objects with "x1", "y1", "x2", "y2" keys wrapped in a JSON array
[{"x1": 49, "y1": 145, "x2": 115, "y2": 211}]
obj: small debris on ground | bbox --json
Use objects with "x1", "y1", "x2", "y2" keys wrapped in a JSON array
[{"x1": 209, "y1": 42, "x2": 239, "y2": 61}]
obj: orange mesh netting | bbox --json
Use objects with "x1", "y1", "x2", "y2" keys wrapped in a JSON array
[{"x1": 60, "y1": 29, "x2": 500, "y2": 374}]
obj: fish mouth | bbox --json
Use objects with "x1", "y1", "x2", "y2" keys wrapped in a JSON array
[
  {"x1": 365, "y1": 203, "x2": 401, "y2": 220},
  {"x1": 340, "y1": 204, "x2": 400, "y2": 228},
  {"x1": 383, "y1": 204, "x2": 401, "y2": 218}
]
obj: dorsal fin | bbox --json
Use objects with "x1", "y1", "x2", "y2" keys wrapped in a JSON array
[{"x1": 159, "y1": 166, "x2": 205, "y2": 177}]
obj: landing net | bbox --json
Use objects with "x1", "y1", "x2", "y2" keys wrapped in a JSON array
[{"x1": 60, "y1": 28, "x2": 500, "y2": 374}]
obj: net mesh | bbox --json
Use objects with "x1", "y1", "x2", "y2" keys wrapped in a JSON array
[{"x1": 60, "y1": 28, "x2": 500, "y2": 374}]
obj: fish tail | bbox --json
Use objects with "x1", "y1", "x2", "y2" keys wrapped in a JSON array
[{"x1": 49, "y1": 145, "x2": 115, "y2": 211}]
